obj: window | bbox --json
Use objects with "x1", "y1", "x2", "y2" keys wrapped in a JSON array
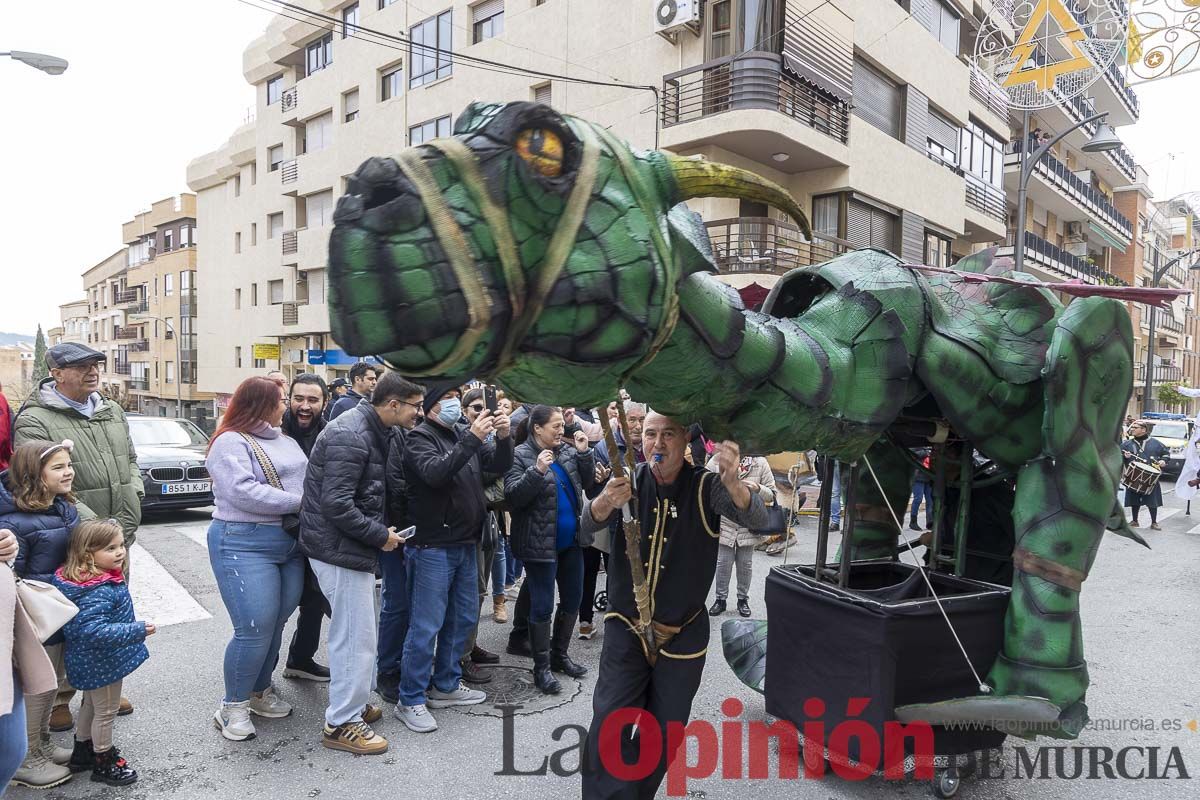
[
  {"x1": 959, "y1": 119, "x2": 1004, "y2": 189},
  {"x1": 235, "y1": 231, "x2": 242, "y2": 254},
  {"x1": 342, "y1": 3, "x2": 358, "y2": 37},
  {"x1": 707, "y1": 1, "x2": 782, "y2": 59},
  {"x1": 472, "y1": 1, "x2": 504, "y2": 44},
  {"x1": 253, "y1": 356, "x2": 267, "y2": 369},
  {"x1": 379, "y1": 0, "x2": 399, "y2": 6},
  {"x1": 707, "y1": 0, "x2": 733, "y2": 59},
  {"x1": 166, "y1": 361, "x2": 175, "y2": 385},
  {"x1": 812, "y1": 194, "x2": 840, "y2": 238},
  {"x1": 533, "y1": 82, "x2": 551, "y2": 105},
  {"x1": 926, "y1": 108, "x2": 959, "y2": 170},
  {"x1": 164, "y1": 273, "x2": 174, "y2": 296},
  {"x1": 269, "y1": 279, "x2": 285, "y2": 305},
  {"x1": 251, "y1": 223, "x2": 258, "y2": 246},
  {"x1": 344, "y1": 88, "x2": 360, "y2": 122},
  {"x1": 853, "y1": 58, "x2": 902, "y2": 139},
  {"x1": 381, "y1": 65, "x2": 403, "y2": 100},
  {"x1": 235, "y1": 288, "x2": 242, "y2": 310},
  {"x1": 268, "y1": 144, "x2": 283, "y2": 171},
  {"x1": 305, "y1": 189, "x2": 335, "y2": 228},
  {"x1": 410, "y1": 11, "x2": 453, "y2": 87},
  {"x1": 846, "y1": 198, "x2": 898, "y2": 251},
  {"x1": 180, "y1": 225, "x2": 193, "y2": 247},
  {"x1": 305, "y1": 112, "x2": 333, "y2": 152},
  {"x1": 250, "y1": 161, "x2": 257, "y2": 185},
  {"x1": 911, "y1": 0, "x2": 960, "y2": 55},
  {"x1": 163, "y1": 229, "x2": 173, "y2": 252},
  {"x1": 925, "y1": 231, "x2": 952, "y2": 268},
  {"x1": 409, "y1": 115, "x2": 452, "y2": 146},
  {"x1": 180, "y1": 270, "x2": 193, "y2": 292},
  {"x1": 268, "y1": 212, "x2": 283, "y2": 239},
  {"x1": 251, "y1": 283, "x2": 259, "y2": 306},
  {"x1": 232, "y1": 174, "x2": 241, "y2": 198},
  {"x1": 306, "y1": 33, "x2": 333, "y2": 76},
  {"x1": 267, "y1": 75, "x2": 282, "y2": 105}
]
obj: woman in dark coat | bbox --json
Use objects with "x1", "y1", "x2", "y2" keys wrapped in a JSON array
[
  {"x1": 1121, "y1": 420, "x2": 1169, "y2": 529},
  {"x1": 504, "y1": 405, "x2": 594, "y2": 694}
]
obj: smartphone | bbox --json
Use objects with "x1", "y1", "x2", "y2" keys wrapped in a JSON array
[
  {"x1": 396, "y1": 525, "x2": 416, "y2": 542},
  {"x1": 484, "y1": 385, "x2": 498, "y2": 413}
]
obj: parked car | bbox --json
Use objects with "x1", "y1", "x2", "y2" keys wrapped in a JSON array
[
  {"x1": 1140, "y1": 415, "x2": 1193, "y2": 479},
  {"x1": 128, "y1": 415, "x2": 213, "y2": 511}
]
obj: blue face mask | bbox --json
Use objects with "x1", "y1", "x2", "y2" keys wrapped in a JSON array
[{"x1": 437, "y1": 397, "x2": 462, "y2": 425}]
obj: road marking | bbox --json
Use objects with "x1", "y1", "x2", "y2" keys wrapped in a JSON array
[
  {"x1": 175, "y1": 522, "x2": 210, "y2": 550},
  {"x1": 1187, "y1": 524, "x2": 1200, "y2": 535},
  {"x1": 1157, "y1": 507, "x2": 1182, "y2": 521},
  {"x1": 129, "y1": 543, "x2": 212, "y2": 628}
]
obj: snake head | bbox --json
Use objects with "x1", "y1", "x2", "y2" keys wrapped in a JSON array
[{"x1": 328, "y1": 101, "x2": 807, "y2": 400}]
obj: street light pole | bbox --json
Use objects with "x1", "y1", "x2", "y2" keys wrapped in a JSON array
[
  {"x1": 1014, "y1": 110, "x2": 1116, "y2": 274},
  {"x1": 131, "y1": 313, "x2": 183, "y2": 419}
]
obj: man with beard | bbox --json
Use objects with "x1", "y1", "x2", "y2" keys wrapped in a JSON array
[{"x1": 280, "y1": 374, "x2": 332, "y2": 681}]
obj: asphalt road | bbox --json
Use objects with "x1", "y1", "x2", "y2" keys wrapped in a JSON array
[{"x1": 9, "y1": 481, "x2": 1200, "y2": 800}]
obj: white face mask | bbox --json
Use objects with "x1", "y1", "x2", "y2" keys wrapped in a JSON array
[{"x1": 436, "y1": 397, "x2": 462, "y2": 425}]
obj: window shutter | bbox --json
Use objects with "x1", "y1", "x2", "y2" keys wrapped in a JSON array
[
  {"x1": 939, "y1": 3, "x2": 960, "y2": 53},
  {"x1": 909, "y1": 0, "x2": 937, "y2": 33},
  {"x1": 534, "y1": 83, "x2": 552, "y2": 105},
  {"x1": 871, "y1": 207, "x2": 897, "y2": 252},
  {"x1": 846, "y1": 200, "x2": 872, "y2": 248},
  {"x1": 853, "y1": 59, "x2": 901, "y2": 139},
  {"x1": 927, "y1": 108, "x2": 959, "y2": 153},
  {"x1": 473, "y1": 0, "x2": 504, "y2": 21}
]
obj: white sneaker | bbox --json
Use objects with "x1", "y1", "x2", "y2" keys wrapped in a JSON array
[
  {"x1": 214, "y1": 702, "x2": 256, "y2": 741},
  {"x1": 396, "y1": 703, "x2": 439, "y2": 733},
  {"x1": 249, "y1": 685, "x2": 292, "y2": 718},
  {"x1": 426, "y1": 681, "x2": 487, "y2": 708}
]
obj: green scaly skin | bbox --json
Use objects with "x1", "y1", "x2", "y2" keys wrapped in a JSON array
[{"x1": 326, "y1": 102, "x2": 1139, "y2": 738}]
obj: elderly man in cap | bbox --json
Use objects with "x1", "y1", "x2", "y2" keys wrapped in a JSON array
[{"x1": 13, "y1": 343, "x2": 142, "y2": 727}]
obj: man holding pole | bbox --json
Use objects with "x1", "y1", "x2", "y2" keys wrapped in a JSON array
[{"x1": 580, "y1": 410, "x2": 766, "y2": 799}]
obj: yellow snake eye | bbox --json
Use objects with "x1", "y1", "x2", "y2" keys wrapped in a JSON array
[{"x1": 515, "y1": 128, "x2": 564, "y2": 178}]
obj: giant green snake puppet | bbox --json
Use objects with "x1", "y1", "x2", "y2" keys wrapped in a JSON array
[{"x1": 324, "y1": 101, "x2": 1171, "y2": 740}]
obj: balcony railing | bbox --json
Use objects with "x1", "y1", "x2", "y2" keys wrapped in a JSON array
[
  {"x1": 1157, "y1": 314, "x2": 1185, "y2": 334},
  {"x1": 965, "y1": 177, "x2": 1007, "y2": 223},
  {"x1": 112, "y1": 361, "x2": 132, "y2": 376},
  {"x1": 113, "y1": 326, "x2": 141, "y2": 340},
  {"x1": 281, "y1": 159, "x2": 299, "y2": 184},
  {"x1": 661, "y1": 53, "x2": 850, "y2": 144},
  {"x1": 129, "y1": 378, "x2": 149, "y2": 391},
  {"x1": 1104, "y1": 63, "x2": 1140, "y2": 117},
  {"x1": 282, "y1": 302, "x2": 300, "y2": 325},
  {"x1": 1134, "y1": 363, "x2": 1182, "y2": 384},
  {"x1": 1007, "y1": 142, "x2": 1133, "y2": 239},
  {"x1": 114, "y1": 289, "x2": 142, "y2": 307},
  {"x1": 705, "y1": 218, "x2": 848, "y2": 275},
  {"x1": 969, "y1": 68, "x2": 1008, "y2": 120},
  {"x1": 282, "y1": 229, "x2": 299, "y2": 255},
  {"x1": 1053, "y1": 91, "x2": 1137, "y2": 182},
  {"x1": 179, "y1": 291, "x2": 197, "y2": 317},
  {"x1": 1006, "y1": 232, "x2": 1126, "y2": 285}
]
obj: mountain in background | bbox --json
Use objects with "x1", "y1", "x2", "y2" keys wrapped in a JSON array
[{"x1": 0, "y1": 332, "x2": 35, "y2": 346}]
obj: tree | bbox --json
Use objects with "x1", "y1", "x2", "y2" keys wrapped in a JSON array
[
  {"x1": 1159, "y1": 381, "x2": 1188, "y2": 409},
  {"x1": 32, "y1": 325, "x2": 48, "y2": 384}
]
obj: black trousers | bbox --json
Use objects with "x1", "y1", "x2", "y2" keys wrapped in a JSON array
[
  {"x1": 579, "y1": 546, "x2": 610, "y2": 624},
  {"x1": 287, "y1": 559, "x2": 331, "y2": 665},
  {"x1": 582, "y1": 616, "x2": 710, "y2": 800}
]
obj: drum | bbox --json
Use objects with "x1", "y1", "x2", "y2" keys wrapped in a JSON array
[{"x1": 1123, "y1": 460, "x2": 1162, "y2": 495}]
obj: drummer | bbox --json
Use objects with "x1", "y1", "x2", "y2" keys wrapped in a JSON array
[{"x1": 1121, "y1": 420, "x2": 1169, "y2": 530}]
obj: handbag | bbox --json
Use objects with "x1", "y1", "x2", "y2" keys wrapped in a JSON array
[
  {"x1": 7, "y1": 563, "x2": 78, "y2": 643},
  {"x1": 750, "y1": 502, "x2": 790, "y2": 536},
  {"x1": 240, "y1": 433, "x2": 301, "y2": 537}
]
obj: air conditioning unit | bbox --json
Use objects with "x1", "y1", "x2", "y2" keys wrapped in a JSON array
[{"x1": 654, "y1": 0, "x2": 700, "y2": 37}]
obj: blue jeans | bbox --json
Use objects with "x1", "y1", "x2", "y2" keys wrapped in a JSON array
[
  {"x1": 0, "y1": 672, "x2": 25, "y2": 795},
  {"x1": 399, "y1": 544, "x2": 479, "y2": 706},
  {"x1": 911, "y1": 481, "x2": 933, "y2": 525},
  {"x1": 830, "y1": 463, "x2": 843, "y2": 525},
  {"x1": 491, "y1": 537, "x2": 510, "y2": 598},
  {"x1": 524, "y1": 545, "x2": 584, "y2": 624},
  {"x1": 376, "y1": 546, "x2": 410, "y2": 677},
  {"x1": 506, "y1": 547, "x2": 524, "y2": 585},
  {"x1": 208, "y1": 520, "x2": 304, "y2": 703}
]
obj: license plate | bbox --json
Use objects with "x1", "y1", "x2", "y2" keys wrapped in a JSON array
[{"x1": 162, "y1": 482, "x2": 211, "y2": 495}]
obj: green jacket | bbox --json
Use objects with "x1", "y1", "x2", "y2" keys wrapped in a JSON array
[{"x1": 13, "y1": 379, "x2": 142, "y2": 542}]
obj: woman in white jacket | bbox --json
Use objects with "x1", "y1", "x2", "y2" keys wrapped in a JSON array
[{"x1": 705, "y1": 455, "x2": 776, "y2": 617}]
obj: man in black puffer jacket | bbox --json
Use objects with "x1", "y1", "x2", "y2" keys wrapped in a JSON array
[
  {"x1": 299, "y1": 373, "x2": 424, "y2": 755},
  {"x1": 396, "y1": 381, "x2": 512, "y2": 734}
]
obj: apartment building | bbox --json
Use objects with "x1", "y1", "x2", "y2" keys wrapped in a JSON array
[
  {"x1": 0, "y1": 344, "x2": 35, "y2": 405},
  {"x1": 82, "y1": 250, "x2": 137, "y2": 406}
]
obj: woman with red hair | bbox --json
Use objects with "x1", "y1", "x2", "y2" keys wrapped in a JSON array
[{"x1": 205, "y1": 377, "x2": 307, "y2": 742}]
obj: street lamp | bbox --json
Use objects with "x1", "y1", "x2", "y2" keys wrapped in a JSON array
[
  {"x1": 1, "y1": 50, "x2": 68, "y2": 75},
  {"x1": 130, "y1": 314, "x2": 182, "y2": 419},
  {"x1": 1013, "y1": 111, "x2": 1122, "y2": 274}
]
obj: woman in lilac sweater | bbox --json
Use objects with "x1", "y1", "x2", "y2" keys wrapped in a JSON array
[{"x1": 205, "y1": 377, "x2": 307, "y2": 743}]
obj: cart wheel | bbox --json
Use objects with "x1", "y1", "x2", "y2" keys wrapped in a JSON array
[
  {"x1": 932, "y1": 767, "x2": 960, "y2": 798},
  {"x1": 594, "y1": 590, "x2": 607, "y2": 612}
]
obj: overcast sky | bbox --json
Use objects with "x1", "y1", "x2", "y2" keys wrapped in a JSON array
[{"x1": 2, "y1": 1, "x2": 1199, "y2": 337}]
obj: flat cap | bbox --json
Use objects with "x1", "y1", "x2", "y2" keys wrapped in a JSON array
[{"x1": 46, "y1": 342, "x2": 106, "y2": 370}]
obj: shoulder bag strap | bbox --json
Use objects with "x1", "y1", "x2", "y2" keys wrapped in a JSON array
[{"x1": 239, "y1": 433, "x2": 284, "y2": 491}]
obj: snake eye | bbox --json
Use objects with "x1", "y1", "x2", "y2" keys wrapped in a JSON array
[{"x1": 515, "y1": 128, "x2": 564, "y2": 177}]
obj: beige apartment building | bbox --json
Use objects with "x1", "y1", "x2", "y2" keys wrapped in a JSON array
[
  {"x1": 50, "y1": 299, "x2": 90, "y2": 347},
  {"x1": 187, "y1": 0, "x2": 1155, "y2": 396},
  {"x1": 0, "y1": 344, "x2": 35, "y2": 406}
]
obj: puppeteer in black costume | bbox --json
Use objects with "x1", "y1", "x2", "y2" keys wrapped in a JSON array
[{"x1": 578, "y1": 412, "x2": 766, "y2": 800}]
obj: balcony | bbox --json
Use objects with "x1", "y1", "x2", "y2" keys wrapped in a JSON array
[
  {"x1": 965, "y1": 178, "x2": 1007, "y2": 223},
  {"x1": 1004, "y1": 143, "x2": 1133, "y2": 245},
  {"x1": 281, "y1": 159, "x2": 298, "y2": 185},
  {"x1": 112, "y1": 361, "x2": 132, "y2": 376},
  {"x1": 128, "y1": 378, "x2": 149, "y2": 392},
  {"x1": 114, "y1": 289, "x2": 142, "y2": 309},
  {"x1": 1001, "y1": 232, "x2": 1125, "y2": 285},
  {"x1": 282, "y1": 229, "x2": 299, "y2": 255},
  {"x1": 1134, "y1": 362, "x2": 1182, "y2": 384},
  {"x1": 179, "y1": 290, "x2": 198, "y2": 317},
  {"x1": 706, "y1": 218, "x2": 847, "y2": 276},
  {"x1": 1051, "y1": 92, "x2": 1137, "y2": 183},
  {"x1": 660, "y1": 52, "x2": 850, "y2": 171},
  {"x1": 1158, "y1": 314, "x2": 1185, "y2": 335},
  {"x1": 127, "y1": 340, "x2": 151, "y2": 353},
  {"x1": 113, "y1": 326, "x2": 141, "y2": 340},
  {"x1": 969, "y1": 68, "x2": 1008, "y2": 122}
]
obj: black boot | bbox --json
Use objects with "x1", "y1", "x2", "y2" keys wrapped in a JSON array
[
  {"x1": 376, "y1": 670, "x2": 400, "y2": 705},
  {"x1": 550, "y1": 613, "x2": 588, "y2": 677},
  {"x1": 530, "y1": 620, "x2": 561, "y2": 695},
  {"x1": 708, "y1": 598, "x2": 726, "y2": 616},
  {"x1": 91, "y1": 747, "x2": 137, "y2": 786},
  {"x1": 68, "y1": 737, "x2": 94, "y2": 773},
  {"x1": 506, "y1": 630, "x2": 532, "y2": 657}
]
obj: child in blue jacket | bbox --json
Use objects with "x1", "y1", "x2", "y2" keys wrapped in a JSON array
[
  {"x1": 0, "y1": 439, "x2": 80, "y2": 789},
  {"x1": 53, "y1": 519, "x2": 154, "y2": 787}
]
